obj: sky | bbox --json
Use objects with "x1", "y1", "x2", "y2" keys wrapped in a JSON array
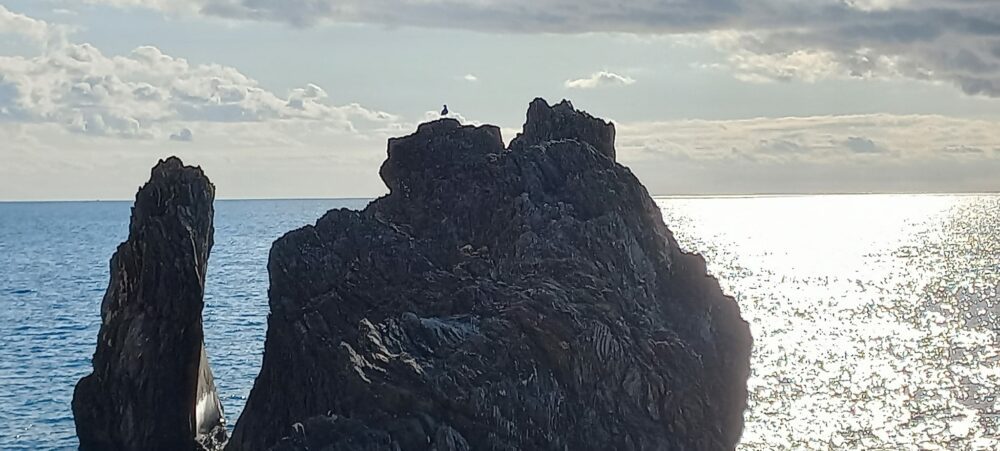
[{"x1": 1, "y1": 0, "x2": 999, "y2": 200}]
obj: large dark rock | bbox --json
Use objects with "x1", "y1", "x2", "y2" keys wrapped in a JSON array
[
  {"x1": 228, "y1": 98, "x2": 752, "y2": 450},
  {"x1": 72, "y1": 157, "x2": 227, "y2": 451}
]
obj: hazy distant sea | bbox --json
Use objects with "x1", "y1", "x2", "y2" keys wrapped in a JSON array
[{"x1": 1, "y1": 195, "x2": 997, "y2": 449}]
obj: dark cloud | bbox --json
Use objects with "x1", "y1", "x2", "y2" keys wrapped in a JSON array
[
  {"x1": 169, "y1": 127, "x2": 194, "y2": 142},
  {"x1": 705, "y1": 3, "x2": 1000, "y2": 96},
  {"x1": 101, "y1": 0, "x2": 1000, "y2": 97},
  {"x1": 194, "y1": 0, "x2": 745, "y2": 32},
  {"x1": 843, "y1": 136, "x2": 885, "y2": 154}
]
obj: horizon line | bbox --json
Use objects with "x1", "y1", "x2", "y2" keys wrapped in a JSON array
[{"x1": 1, "y1": 191, "x2": 998, "y2": 204}]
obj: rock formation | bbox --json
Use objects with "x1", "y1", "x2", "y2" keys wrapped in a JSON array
[
  {"x1": 72, "y1": 157, "x2": 227, "y2": 451},
  {"x1": 227, "y1": 98, "x2": 752, "y2": 450}
]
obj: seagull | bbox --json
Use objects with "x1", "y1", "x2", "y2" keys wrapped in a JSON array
[{"x1": 441, "y1": 104, "x2": 449, "y2": 116}]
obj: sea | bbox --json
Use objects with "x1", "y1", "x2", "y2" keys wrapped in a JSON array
[{"x1": 0, "y1": 195, "x2": 997, "y2": 450}]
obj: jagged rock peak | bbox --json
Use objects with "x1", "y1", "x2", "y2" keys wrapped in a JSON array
[
  {"x1": 229, "y1": 99, "x2": 751, "y2": 451},
  {"x1": 511, "y1": 97, "x2": 616, "y2": 160},
  {"x1": 129, "y1": 157, "x2": 214, "y2": 256},
  {"x1": 73, "y1": 156, "x2": 226, "y2": 451},
  {"x1": 378, "y1": 98, "x2": 615, "y2": 206}
]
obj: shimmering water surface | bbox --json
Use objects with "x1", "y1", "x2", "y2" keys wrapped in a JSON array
[
  {"x1": 658, "y1": 195, "x2": 999, "y2": 450},
  {"x1": 1, "y1": 195, "x2": 997, "y2": 449}
]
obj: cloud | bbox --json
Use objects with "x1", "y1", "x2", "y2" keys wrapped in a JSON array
[
  {"x1": 169, "y1": 127, "x2": 193, "y2": 141},
  {"x1": 422, "y1": 108, "x2": 470, "y2": 124},
  {"x1": 0, "y1": 35, "x2": 397, "y2": 138},
  {"x1": 3, "y1": 5, "x2": 999, "y2": 198},
  {"x1": 618, "y1": 113, "x2": 1000, "y2": 162},
  {"x1": 463, "y1": 74, "x2": 478, "y2": 82},
  {"x1": 77, "y1": 0, "x2": 744, "y2": 31},
  {"x1": 0, "y1": 4, "x2": 64, "y2": 46},
  {"x1": 695, "y1": 3, "x2": 1000, "y2": 96},
  {"x1": 843, "y1": 136, "x2": 885, "y2": 154},
  {"x1": 0, "y1": 6, "x2": 425, "y2": 201},
  {"x1": 756, "y1": 138, "x2": 811, "y2": 155},
  {"x1": 616, "y1": 113, "x2": 1000, "y2": 194},
  {"x1": 941, "y1": 145, "x2": 984, "y2": 155},
  {"x1": 5, "y1": 100, "x2": 1000, "y2": 199},
  {"x1": 76, "y1": 0, "x2": 1000, "y2": 97},
  {"x1": 564, "y1": 71, "x2": 636, "y2": 89},
  {"x1": 0, "y1": 119, "x2": 398, "y2": 200}
]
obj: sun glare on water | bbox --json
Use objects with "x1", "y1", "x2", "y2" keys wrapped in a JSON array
[{"x1": 657, "y1": 194, "x2": 1000, "y2": 450}]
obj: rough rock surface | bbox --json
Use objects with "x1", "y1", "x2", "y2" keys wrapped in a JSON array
[
  {"x1": 513, "y1": 98, "x2": 616, "y2": 160},
  {"x1": 73, "y1": 157, "x2": 227, "y2": 451},
  {"x1": 228, "y1": 98, "x2": 752, "y2": 451}
]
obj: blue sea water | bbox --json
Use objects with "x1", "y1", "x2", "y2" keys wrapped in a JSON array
[
  {"x1": 1, "y1": 195, "x2": 998, "y2": 449},
  {"x1": 0, "y1": 199, "x2": 367, "y2": 450}
]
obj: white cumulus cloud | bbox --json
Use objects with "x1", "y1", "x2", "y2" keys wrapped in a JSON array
[
  {"x1": 564, "y1": 71, "x2": 636, "y2": 89},
  {"x1": 0, "y1": 35, "x2": 397, "y2": 138},
  {"x1": 0, "y1": 4, "x2": 65, "y2": 47}
]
